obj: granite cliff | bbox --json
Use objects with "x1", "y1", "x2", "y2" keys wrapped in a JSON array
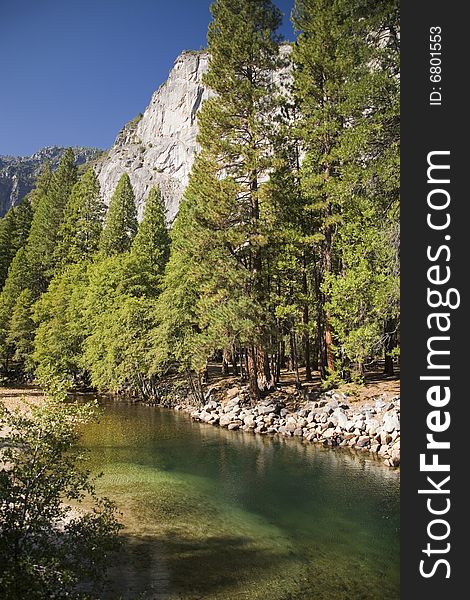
[
  {"x1": 2, "y1": 46, "x2": 291, "y2": 222},
  {"x1": 96, "y1": 50, "x2": 212, "y2": 222},
  {"x1": 96, "y1": 45, "x2": 291, "y2": 221}
]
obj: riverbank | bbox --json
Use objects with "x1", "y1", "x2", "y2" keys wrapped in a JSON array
[
  {"x1": 0, "y1": 385, "x2": 46, "y2": 410},
  {"x1": 1, "y1": 378, "x2": 400, "y2": 468},
  {"x1": 153, "y1": 378, "x2": 400, "y2": 468}
]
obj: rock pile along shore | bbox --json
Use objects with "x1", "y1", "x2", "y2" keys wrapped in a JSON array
[{"x1": 168, "y1": 385, "x2": 400, "y2": 468}]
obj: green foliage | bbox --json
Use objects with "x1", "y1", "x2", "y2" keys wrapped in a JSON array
[
  {"x1": 0, "y1": 198, "x2": 33, "y2": 290},
  {"x1": 129, "y1": 112, "x2": 143, "y2": 127},
  {"x1": 153, "y1": 0, "x2": 284, "y2": 395},
  {"x1": 1, "y1": 2, "x2": 400, "y2": 392},
  {"x1": 5, "y1": 288, "x2": 36, "y2": 372},
  {"x1": 25, "y1": 148, "x2": 78, "y2": 294},
  {"x1": 292, "y1": 0, "x2": 400, "y2": 378},
  {"x1": 82, "y1": 255, "x2": 157, "y2": 394},
  {"x1": 27, "y1": 162, "x2": 52, "y2": 211},
  {"x1": 99, "y1": 173, "x2": 137, "y2": 256},
  {"x1": 54, "y1": 168, "x2": 104, "y2": 269},
  {"x1": 34, "y1": 183, "x2": 170, "y2": 395},
  {"x1": 0, "y1": 212, "x2": 16, "y2": 291},
  {"x1": 0, "y1": 165, "x2": 51, "y2": 346},
  {"x1": 33, "y1": 263, "x2": 90, "y2": 384},
  {"x1": 0, "y1": 249, "x2": 33, "y2": 373},
  {"x1": 131, "y1": 186, "x2": 170, "y2": 278},
  {"x1": 150, "y1": 194, "x2": 202, "y2": 374},
  {"x1": 0, "y1": 397, "x2": 122, "y2": 599},
  {"x1": 322, "y1": 201, "x2": 399, "y2": 370}
]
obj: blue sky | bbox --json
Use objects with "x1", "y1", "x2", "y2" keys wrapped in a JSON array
[{"x1": 0, "y1": 0, "x2": 294, "y2": 156}]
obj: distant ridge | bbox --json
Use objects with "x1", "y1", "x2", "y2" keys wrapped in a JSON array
[{"x1": 0, "y1": 146, "x2": 104, "y2": 217}]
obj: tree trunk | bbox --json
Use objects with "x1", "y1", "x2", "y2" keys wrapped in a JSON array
[
  {"x1": 289, "y1": 329, "x2": 300, "y2": 386},
  {"x1": 201, "y1": 363, "x2": 209, "y2": 384},
  {"x1": 186, "y1": 369, "x2": 203, "y2": 406},
  {"x1": 384, "y1": 352, "x2": 394, "y2": 376},
  {"x1": 311, "y1": 255, "x2": 323, "y2": 375},
  {"x1": 301, "y1": 251, "x2": 312, "y2": 381},
  {"x1": 242, "y1": 348, "x2": 249, "y2": 381},
  {"x1": 222, "y1": 348, "x2": 230, "y2": 376},
  {"x1": 274, "y1": 340, "x2": 283, "y2": 383},
  {"x1": 256, "y1": 346, "x2": 272, "y2": 393},
  {"x1": 302, "y1": 315, "x2": 312, "y2": 381},
  {"x1": 384, "y1": 319, "x2": 395, "y2": 375},
  {"x1": 231, "y1": 345, "x2": 239, "y2": 376},
  {"x1": 311, "y1": 331, "x2": 319, "y2": 372},
  {"x1": 247, "y1": 345, "x2": 260, "y2": 400},
  {"x1": 317, "y1": 319, "x2": 327, "y2": 380},
  {"x1": 324, "y1": 319, "x2": 335, "y2": 374},
  {"x1": 279, "y1": 339, "x2": 286, "y2": 369},
  {"x1": 322, "y1": 224, "x2": 335, "y2": 376},
  {"x1": 270, "y1": 352, "x2": 279, "y2": 385}
]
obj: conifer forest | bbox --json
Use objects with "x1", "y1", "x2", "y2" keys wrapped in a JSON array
[{"x1": 0, "y1": 0, "x2": 400, "y2": 399}]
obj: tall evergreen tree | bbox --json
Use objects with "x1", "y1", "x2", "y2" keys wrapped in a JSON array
[
  {"x1": 292, "y1": 0, "x2": 400, "y2": 379},
  {"x1": 99, "y1": 173, "x2": 137, "y2": 256},
  {"x1": 0, "y1": 197, "x2": 33, "y2": 290},
  {"x1": 5, "y1": 288, "x2": 36, "y2": 374},
  {"x1": 155, "y1": 0, "x2": 283, "y2": 398},
  {"x1": 28, "y1": 162, "x2": 52, "y2": 210},
  {"x1": 0, "y1": 248, "x2": 32, "y2": 373},
  {"x1": 0, "y1": 211, "x2": 16, "y2": 290},
  {"x1": 25, "y1": 148, "x2": 78, "y2": 294},
  {"x1": 131, "y1": 187, "x2": 170, "y2": 276},
  {"x1": 54, "y1": 168, "x2": 104, "y2": 268},
  {"x1": 0, "y1": 151, "x2": 77, "y2": 375},
  {"x1": 80, "y1": 254, "x2": 159, "y2": 397},
  {"x1": 33, "y1": 263, "x2": 90, "y2": 383},
  {"x1": 267, "y1": 97, "x2": 325, "y2": 383}
]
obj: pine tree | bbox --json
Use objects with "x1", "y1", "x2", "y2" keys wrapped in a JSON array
[
  {"x1": 151, "y1": 188, "x2": 205, "y2": 382},
  {"x1": 54, "y1": 168, "x2": 104, "y2": 268},
  {"x1": 0, "y1": 197, "x2": 33, "y2": 289},
  {"x1": 131, "y1": 187, "x2": 170, "y2": 276},
  {"x1": 0, "y1": 150, "x2": 78, "y2": 375},
  {"x1": 33, "y1": 263, "x2": 90, "y2": 383},
  {"x1": 293, "y1": 0, "x2": 400, "y2": 379},
  {"x1": 155, "y1": 0, "x2": 284, "y2": 399},
  {"x1": 5, "y1": 288, "x2": 36, "y2": 373},
  {"x1": 28, "y1": 162, "x2": 52, "y2": 210},
  {"x1": 25, "y1": 148, "x2": 78, "y2": 294},
  {"x1": 99, "y1": 173, "x2": 137, "y2": 256},
  {"x1": 0, "y1": 211, "x2": 18, "y2": 291},
  {"x1": 267, "y1": 98, "x2": 326, "y2": 383},
  {"x1": 81, "y1": 255, "x2": 158, "y2": 397},
  {"x1": 10, "y1": 197, "x2": 33, "y2": 254},
  {"x1": 0, "y1": 249, "x2": 32, "y2": 373}
]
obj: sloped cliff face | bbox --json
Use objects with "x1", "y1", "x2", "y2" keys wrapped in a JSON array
[
  {"x1": 2, "y1": 47, "x2": 291, "y2": 223},
  {"x1": 0, "y1": 146, "x2": 102, "y2": 217},
  {"x1": 96, "y1": 51, "x2": 212, "y2": 222}
]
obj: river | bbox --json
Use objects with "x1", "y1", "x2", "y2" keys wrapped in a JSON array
[{"x1": 79, "y1": 397, "x2": 400, "y2": 600}]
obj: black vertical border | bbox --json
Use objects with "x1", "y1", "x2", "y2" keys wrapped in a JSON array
[{"x1": 401, "y1": 3, "x2": 466, "y2": 597}]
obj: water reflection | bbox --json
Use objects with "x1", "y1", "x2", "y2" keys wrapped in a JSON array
[{"x1": 79, "y1": 397, "x2": 400, "y2": 600}]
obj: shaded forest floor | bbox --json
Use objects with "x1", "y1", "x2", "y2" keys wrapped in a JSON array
[
  {"x1": 204, "y1": 361, "x2": 400, "y2": 410},
  {"x1": 0, "y1": 362, "x2": 400, "y2": 411}
]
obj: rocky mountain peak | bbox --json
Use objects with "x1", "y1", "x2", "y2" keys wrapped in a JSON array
[
  {"x1": 2, "y1": 46, "x2": 292, "y2": 223},
  {"x1": 96, "y1": 50, "x2": 212, "y2": 222}
]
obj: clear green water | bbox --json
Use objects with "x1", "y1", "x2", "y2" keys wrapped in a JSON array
[{"x1": 80, "y1": 398, "x2": 400, "y2": 600}]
